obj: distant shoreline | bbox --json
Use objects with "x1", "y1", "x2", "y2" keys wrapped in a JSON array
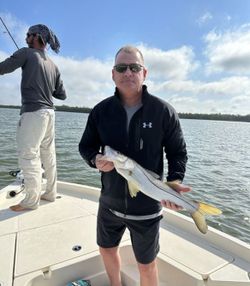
[{"x1": 1, "y1": 104, "x2": 250, "y2": 123}]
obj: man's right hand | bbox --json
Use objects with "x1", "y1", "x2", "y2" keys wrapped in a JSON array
[{"x1": 95, "y1": 154, "x2": 114, "y2": 172}]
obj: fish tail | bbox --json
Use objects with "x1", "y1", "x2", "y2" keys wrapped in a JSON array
[
  {"x1": 191, "y1": 202, "x2": 222, "y2": 234},
  {"x1": 198, "y1": 202, "x2": 222, "y2": 215},
  {"x1": 191, "y1": 211, "x2": 208, "y2": 234}
]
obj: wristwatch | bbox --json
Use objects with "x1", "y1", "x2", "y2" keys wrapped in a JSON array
[{"x1": 90, "y1": 156, "x2": 96, "y2": 167}]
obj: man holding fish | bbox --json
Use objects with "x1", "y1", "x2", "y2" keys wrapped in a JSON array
[{"x1": 79, "y1": 45, "x2": 191, "y2": 286}]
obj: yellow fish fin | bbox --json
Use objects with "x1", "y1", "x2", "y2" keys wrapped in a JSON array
[
  {"x1": 128, "y1": 181, "x2": 140, "y2": 198},
  {"x1": 191, "y1": 202, "x2": 222, "y2": 234},
  {"x1": 191, "y1": 211, "x2": 208, "y2": 234},
  {"x1": 198, "y1": 202, "x2": 222, "y2": 215}
]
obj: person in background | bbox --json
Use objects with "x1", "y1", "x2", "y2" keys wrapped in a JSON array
[
  {"x1": 79, "y1": 45, "x2": 190, "y2": 286},
  {"x1": 0, "y1": 24, "x2": 66, "y2": 211}
]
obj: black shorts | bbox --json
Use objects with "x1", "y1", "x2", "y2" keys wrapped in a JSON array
[{"x1": 97, "y1": 205, "x2": 162, "y2": 264}]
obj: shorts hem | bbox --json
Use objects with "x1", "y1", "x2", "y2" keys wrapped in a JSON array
[{"x1": 97, "y1": 243, "x2": 120, "y2": 248}]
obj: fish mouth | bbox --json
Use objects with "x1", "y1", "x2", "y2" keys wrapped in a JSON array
[
  {"x1": 104, "y1": 146, "x2": 131, "y2": 166},
  {"x1": 104, "y1": 146, "x2": 120, "y2": 161}
]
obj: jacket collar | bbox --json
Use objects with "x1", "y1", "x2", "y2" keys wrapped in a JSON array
[{"x1": 114, "y1": 85, "x2": 150, "y2": 104}]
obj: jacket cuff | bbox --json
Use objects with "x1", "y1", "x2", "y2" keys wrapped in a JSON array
[{"x1": 90, "y1": 156, "x2": 96, "y2": 167}]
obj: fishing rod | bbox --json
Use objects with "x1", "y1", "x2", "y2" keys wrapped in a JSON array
[{"x1": 0, "y1": 16, "x2": 19, "y2": 50}]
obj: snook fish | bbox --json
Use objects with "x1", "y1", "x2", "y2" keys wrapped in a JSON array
[{"x1": 103, "y1": 146, "x2": 222, "y2": 234}]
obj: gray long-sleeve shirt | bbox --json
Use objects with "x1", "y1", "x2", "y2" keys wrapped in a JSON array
[{"x1": 0, "y1": 47, "x2": 66, "y2": 114}]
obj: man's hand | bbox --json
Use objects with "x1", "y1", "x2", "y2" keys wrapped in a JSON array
[
  {"x1": 95, "y1": 154, "x2": 114, "y2": 172},
  {"x1": 161, "y1": 180, "x2": 192, "y2": 211}
]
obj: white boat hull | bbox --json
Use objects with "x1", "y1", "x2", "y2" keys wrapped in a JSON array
[{"x1": 0, "y1": 179, "x2": 249, "y2": 286}]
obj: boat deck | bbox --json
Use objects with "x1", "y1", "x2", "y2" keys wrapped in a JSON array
[{"x1": 0, "y1": 179, "x2": 249, "y2": 286}]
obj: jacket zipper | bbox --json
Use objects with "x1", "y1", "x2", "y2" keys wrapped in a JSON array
[
  {"x1": 124, "y1": 183, "x2": 128, "y2": 216},
  {"x1": 124, "y1": 109, "x2": 129, "y2": 215},
  {"x1": 124, "y1": 108, "x2": 143, "y2": 214}
]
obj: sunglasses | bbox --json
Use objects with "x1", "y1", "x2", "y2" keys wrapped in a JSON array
[
  {"x1": 113, "y1": 63, "x2": 144, "y2": 73},
  {"x1": 26, "y1": 33, "x2": 36, "y2": 38}
]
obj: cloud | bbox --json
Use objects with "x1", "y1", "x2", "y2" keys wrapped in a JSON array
[
  {"x1": 0, "y1": 50, "x2": 22, "y2": 105},
  {"x1": 138, "y1": 44, "x2": 199, "y2": 80},
  {"x1": 1, "y1": 12, "x2": 250, "y2": 115},
  {"x1": 51, "y1": 55, "x2": 114, "y2": 107},
  {"x1": 0, "y1": 43, "x2": 201, "y2": 109},
  {"x1": 146, "y1": 75, "x2": 250, "y2": 115},
  {"x1": 1, "y1": 44, "x2": 250, "y2": 114},
  {"x1": 197, "y1": 12, "x2": 213, "y2": 26},
  {"x1": 204, "y1": 24, "x2": 250, "y2": 74},
  {"x1": 0, "y1": 49, "x2": 116, "y2": 109},
  {"x1": 0, "y1": 13, "x2": 28, "y2": 50},
  {"x1": 148, "y1": 76, "x2": 250, "y2": 97}
]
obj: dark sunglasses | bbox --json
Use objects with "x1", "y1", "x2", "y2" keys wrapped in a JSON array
[
  {"x1": 26, "y1": 33, "x2": 36, "y2": 38},
  {"x1": 113, "y1": 63, "x2": 144, "y2": 73}
]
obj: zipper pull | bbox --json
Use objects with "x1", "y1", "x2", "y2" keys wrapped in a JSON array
[{"x1": 140, "y1": 138, "x2": 143, "y2": 150}]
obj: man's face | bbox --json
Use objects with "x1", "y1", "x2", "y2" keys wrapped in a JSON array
[
  {"x1": 26, "y1": 32, "x2": 35, "y2": 48},
  {"x1": 112, "y1": 50, "x2": 147, "y2": 96}
]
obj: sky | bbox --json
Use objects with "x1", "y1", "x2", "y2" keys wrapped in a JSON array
[{"x1": 1, "y1": 0, "x2": 250, "y2": 115}]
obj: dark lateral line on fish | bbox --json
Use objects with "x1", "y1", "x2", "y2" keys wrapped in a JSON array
[{"x1": 139, "y1": 165, "x2": 196, "y2": 210}]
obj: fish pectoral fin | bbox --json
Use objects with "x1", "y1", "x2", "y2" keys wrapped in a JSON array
[
  {"x1": 191, "y1": 211, "x2": 208, "y2": 234},
  {"x1": 198, "y1": 202, "x2": 222, "y2": 215},
  {"x1": 128, "y1": 181, "x2": 140, "y2": 198}
]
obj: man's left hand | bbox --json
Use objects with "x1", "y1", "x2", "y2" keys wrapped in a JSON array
[{"x1": 161, "y1": 180, "x2": 192, "y2": 211}]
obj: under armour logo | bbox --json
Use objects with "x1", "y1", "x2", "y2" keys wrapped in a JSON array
[{"x1": 142, "y1": 122, "x2": 153, "y2": 128}]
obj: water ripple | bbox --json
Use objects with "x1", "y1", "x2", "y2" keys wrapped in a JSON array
[{"x1": 0, "y1": 110, "x2": 250, "y2": 244}]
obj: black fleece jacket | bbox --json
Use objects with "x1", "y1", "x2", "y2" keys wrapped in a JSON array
[{"x1": 79, "y1": 85, "x2": 188, "y2": 215}]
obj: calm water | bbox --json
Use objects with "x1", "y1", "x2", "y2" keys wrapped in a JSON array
[{"x1": 0, "y1": 108, "x2": 250, "y2": 244}]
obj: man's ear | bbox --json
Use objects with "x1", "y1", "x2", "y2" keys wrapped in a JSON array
[{"x1": 143, "y1": 68, "x2": 148, "y2": 81}]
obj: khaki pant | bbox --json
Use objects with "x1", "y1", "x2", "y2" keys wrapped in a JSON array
[{"x1": 17, "y1": 109, "x2": 57, "y2": 209}]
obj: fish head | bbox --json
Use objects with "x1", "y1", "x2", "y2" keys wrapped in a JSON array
[{"x1": 104, "y1": 146, "x2": 134, "y2": 170}]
